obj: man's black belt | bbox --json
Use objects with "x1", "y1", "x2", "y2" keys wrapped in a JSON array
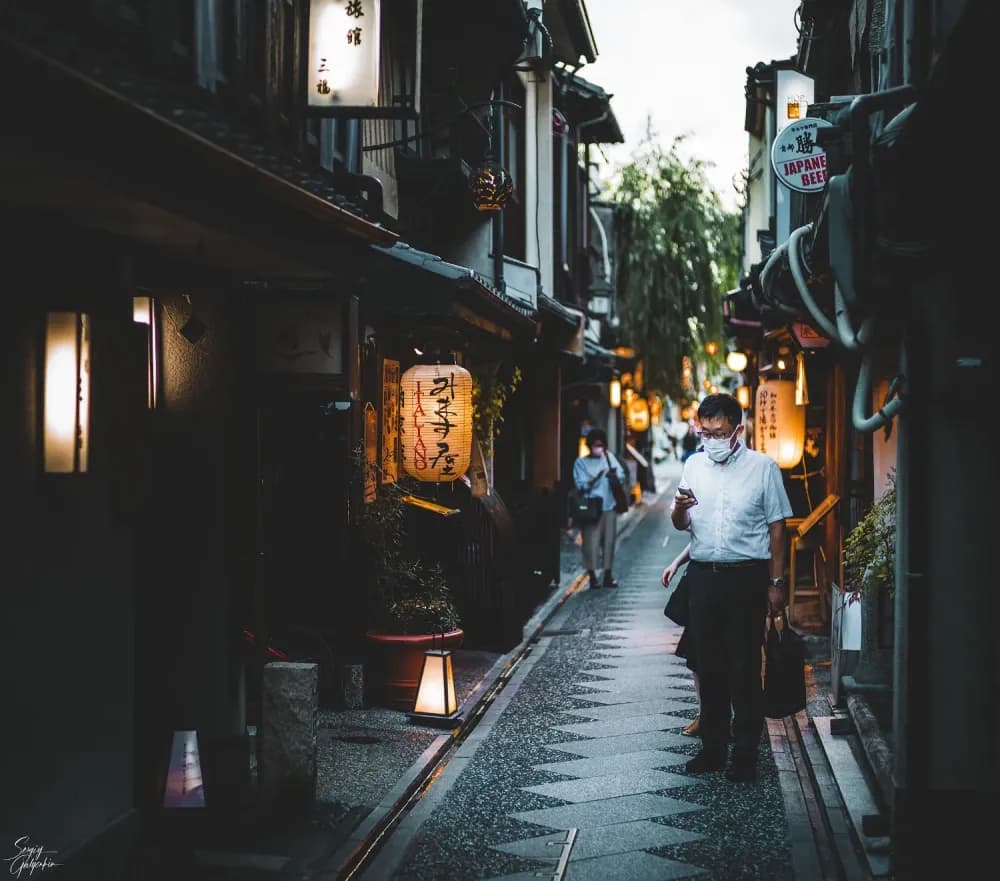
[{"x1": 689, "y1": 559, "x2": 767, "y2": 571}]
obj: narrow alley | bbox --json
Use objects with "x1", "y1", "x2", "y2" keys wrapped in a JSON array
[{"x1": 344, "y1": 461, "x2": 850, "y2": 881}]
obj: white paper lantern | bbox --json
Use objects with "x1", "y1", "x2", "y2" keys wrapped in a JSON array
[
  {"x1": 400, "y1": 364, "x2": 473, "y2": 482},
  {"x1": 754, "y1": 379, "x2": 805, "y2": 469}
]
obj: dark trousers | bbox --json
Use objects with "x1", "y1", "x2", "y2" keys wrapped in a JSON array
[{"x1": 687, "y1": 561, "x2": 768, "y2": 763}]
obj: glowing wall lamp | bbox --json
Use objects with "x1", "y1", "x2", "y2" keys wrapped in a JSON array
[
  {"x1": 726, "y1": 350, "x2": 748, "y2": 373},
  {"x1": 412, "y1": 638, "x2": 459, "y2": 724},
  {"x1": 736, "y1": 385, "x2": 752, "y2": 409},
  {"x1": 754, "y1": 379, "x2": 805, "y2": 469},
  {"x1": 608, "y1": 376, "x2": 622, "y2": 409},
  {"x1": 133, "y1": 296, "x2": 160, "y2": 409},
  {"x1": 44, "y1": 312, "x2": 91, "y2": 473}
]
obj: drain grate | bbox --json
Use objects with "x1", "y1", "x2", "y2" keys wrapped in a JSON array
[{"x1": 539, "y1": 628, "x2": 581, "y2": 636}]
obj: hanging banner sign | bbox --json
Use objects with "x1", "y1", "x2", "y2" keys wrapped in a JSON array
[
  {"x1": 771, "y1": 117, "x2": 834, "y2": 194},
  {"x1": 380, "y1": 358, "x2": 400, "y2": 483},
  {"x1": 364, "y1": 401, "x2": 378, "y2": 503}
]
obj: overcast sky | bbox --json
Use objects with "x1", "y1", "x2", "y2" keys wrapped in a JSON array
[{"x1": 580, "y1": 0, "x2": 802, "y2": 210}]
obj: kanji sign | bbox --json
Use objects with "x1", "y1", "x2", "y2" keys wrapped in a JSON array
[
  {"x1": 754, "y1": 379, "x2": 805, "y2": 469},
  {"x1": 364, "y1": 401, "x2": 378, "y2": 503},
  {"x1": 770, "y1": 117, "x2": 833, "y2": 194},
  {"x1": 399, "y1": 365, "x2": 473, "y2": 483},
  {"x1": 307, "y1": 0, "x2": 380, "y2": 109},
  {"x1": 380, "y1": 359, "x2": 400, "y2": 484}
]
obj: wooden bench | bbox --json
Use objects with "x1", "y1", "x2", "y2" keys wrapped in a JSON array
[{"x1": 786, "y1": 493, "x2": 840, "y2": 624}]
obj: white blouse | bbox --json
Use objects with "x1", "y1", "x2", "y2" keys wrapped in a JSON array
[{"x1": 674, "y1": 443, "x2": 793, "y2": 562}]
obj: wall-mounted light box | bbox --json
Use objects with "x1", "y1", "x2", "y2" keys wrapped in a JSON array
[{"x1": 44, "y1": 312, "x2": 90, "y2": 473}]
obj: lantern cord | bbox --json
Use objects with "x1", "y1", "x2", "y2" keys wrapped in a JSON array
[{"x1": 361, "y1": 99, "x2": 523, "y2": 152}]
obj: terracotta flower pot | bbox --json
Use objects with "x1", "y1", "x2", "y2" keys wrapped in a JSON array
[{"x1": 364, "y1": 629, "x2": 464, "y2": 710}]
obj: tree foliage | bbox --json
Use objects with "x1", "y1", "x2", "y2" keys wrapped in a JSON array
[{"x1": 610, "y1": 132, "x2": 740, "y2": 399}]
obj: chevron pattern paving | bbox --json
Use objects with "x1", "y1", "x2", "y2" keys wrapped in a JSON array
[{"x1": 484, "y1": 583, "x2": 712, "y2": 880}]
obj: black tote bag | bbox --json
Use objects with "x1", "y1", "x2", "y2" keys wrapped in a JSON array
[{"x1": 762, "y1": 610, "x2": 807, "y2": 719}]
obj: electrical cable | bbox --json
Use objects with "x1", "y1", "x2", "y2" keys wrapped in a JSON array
[
  {"x1": 361, "y1": 99, "x2": 523, "y2": 152},
  {"x1": 852, "y1": 343, "x2": 907, "y2": 433},
  {"x1": 787, "y1": 223, "x2": 839, "y2": 341}
]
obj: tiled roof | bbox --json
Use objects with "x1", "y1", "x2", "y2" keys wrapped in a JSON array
[{"x1": 1, "y1": 19, "x2": 395, "y2": 244}]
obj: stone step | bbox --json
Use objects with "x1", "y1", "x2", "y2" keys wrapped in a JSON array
[{"x1": 810, "y1": 716, "x2": 891, "y2": 878}]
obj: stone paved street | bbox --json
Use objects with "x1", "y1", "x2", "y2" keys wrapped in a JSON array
[{"x1": 359, "y1": 474, "x2": 799, "y2": 881}]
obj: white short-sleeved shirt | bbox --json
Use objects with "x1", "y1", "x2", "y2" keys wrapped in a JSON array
[{"x1": 674, "y1": 443, "x2": 793, "y2": 562}]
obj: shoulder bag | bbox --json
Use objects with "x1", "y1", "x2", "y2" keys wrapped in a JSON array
[
  {"x1": 605, "y1": 452, "x2": 630, "y2": 514},
  {"x1": 570, "y1": 493, "x2": 603, "y2": 526},
  {"x1": 663, "y1": 573, "x2": 691, "y2": 625}
]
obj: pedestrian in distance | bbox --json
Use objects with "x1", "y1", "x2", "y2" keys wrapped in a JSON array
[
  {"x1": 572, "y1": 428, "x2": 628, "y2": 590},
  {"x1": 670, "y1": 393, "x2": 793, "y2": 783},
  {"x1": 661, "y1": 541, "x2": 700, "y2": 736},
  {"x1": 680, "y1": 422, "x2": 700, "y2": 462}
]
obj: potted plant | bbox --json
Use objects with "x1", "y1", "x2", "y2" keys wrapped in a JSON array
[
  {"x1": 841, "y1": 467, "x2": 896, "y2": 690},
  {"x1": 357, "y1": 474, "x2": 464, "y2": 710},
  {"x1": 843, "y1": 467, "x2": 896, "y2": 604}
]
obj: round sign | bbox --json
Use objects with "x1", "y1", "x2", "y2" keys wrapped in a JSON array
[{"x1": 770, "y1": 117, "x2": 833, "y2": 193}]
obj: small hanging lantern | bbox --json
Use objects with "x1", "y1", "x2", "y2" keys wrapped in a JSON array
[
  {"x1": 736, "y1": 384, "x2": 752, "y2": 409},
  {"x1": 412, "y1": 634, "x2": 459, "y2": 723},
  {"x1": 704, "y1": 340, "x2": 719, "y2": 357},
  {"x1": 400, "y1": 364, "x2": 473, "y2": 482},
  {"x1": 626, "y1": 397, "x2": 650, "y2": 432},
  {"x1": 754, "y1": 379, "x2": 805, "y2": 469},
  {"x1": 726, "y1": 350, "x2": 748, "y2": 372},
  {"x1": 44, "y1": 311, "x2": 91, "y2": 473},
  {"x1": 470, "y1": 156, "x2": 513, "y2": 212},
  {"x1": 608, "y1": 376, "x2": 622, "y2": 409}
]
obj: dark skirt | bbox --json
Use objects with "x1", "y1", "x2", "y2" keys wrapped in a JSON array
[{"x1": 676, "y1": 627, "x2": 698, "y2": 672}]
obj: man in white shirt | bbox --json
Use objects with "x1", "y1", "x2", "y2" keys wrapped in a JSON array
[
  {"x1": 572, "y1": 429, "x2": 628, "y2": 589},
  {"x1": 670, "y1": 393, "x2": 793, "y2": 782}
]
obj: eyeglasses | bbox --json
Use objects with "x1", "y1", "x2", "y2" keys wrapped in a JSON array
[{"x1": 696, "y1": 427, "x2": 739, "y2": 441}]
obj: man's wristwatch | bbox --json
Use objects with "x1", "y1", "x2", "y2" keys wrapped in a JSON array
[{"x1": 769, "y1": 577, "x2": 788, "y2": 589}]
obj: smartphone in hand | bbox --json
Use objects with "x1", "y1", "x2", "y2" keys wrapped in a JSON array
[{"x1": 677, "y1": 485, "x2": 697, "y2": 504}]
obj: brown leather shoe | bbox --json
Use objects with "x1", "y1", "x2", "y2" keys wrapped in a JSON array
[{"x1": 682, "y1": 717, "x2": 700, "y2": 737}]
